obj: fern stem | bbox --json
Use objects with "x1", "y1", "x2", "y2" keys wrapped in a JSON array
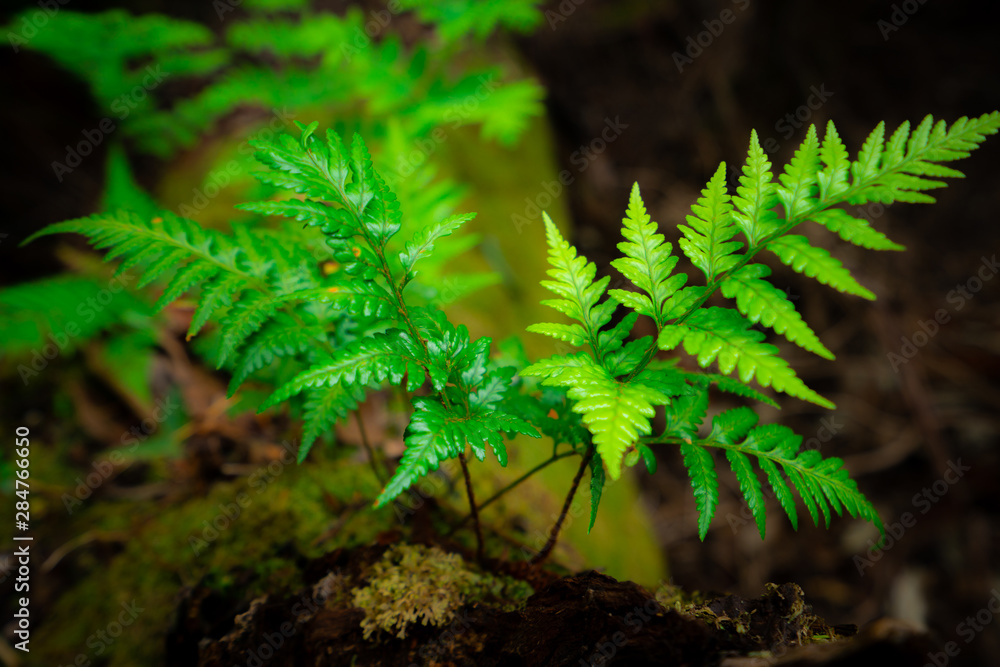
[
  {"x1": 457, "y1": 452, "x2": 485, "y2": 562},
  {"x1": 444, "y1": 448, "x2": 577, "y2": 537},
  {"x1": 530, "y1": 447, "x2": 594, "y2": 566},
  {"x1": 354, "y1": 410, "x2": 386, "y2": 485}
]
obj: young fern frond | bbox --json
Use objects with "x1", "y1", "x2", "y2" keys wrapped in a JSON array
[
  {"x1": 525, "y1": 213, "x2": 616, "y2": 355},
  {"x1": 522, "y1": 216, "x2": 686, "y2": 479},
  {"x1": 525, "y1": 112, "x2": 999, "y2": 539},
  {"x1": 679, "y1": 164, "x2": 744, "y2": 284},
  {"x1": 240, "y1": 121, "x2": 540, "y2": 499},
  {"x1": 608, "y1": 183, "x2": 687, "y2": 327}
]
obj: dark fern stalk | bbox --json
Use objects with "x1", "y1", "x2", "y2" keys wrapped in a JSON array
[{"x1": 530, "y1": 446, "x2": 594, "y2": 565}]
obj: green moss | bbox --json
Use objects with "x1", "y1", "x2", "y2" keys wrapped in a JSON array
[
  {"x1": 32, "y1": 458, "x2": 392, "y2": 666},
  {"x1": 351, "y1": 544, "x2": 533, "y2": 640}
]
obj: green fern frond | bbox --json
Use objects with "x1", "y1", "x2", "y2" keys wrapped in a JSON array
[
  {"x1": 375, "y1": 398, "x2": 466, "y2": 506},
  {"x1": 528, "y1": 213, "x2": 616, "y2": 356},
  {"x1": 720, "y1": 263, "x2": 834, "y2": 359},
  {"x1": 817, "y1": 120, "x2": 851, "y2": 201},
  {"x1": 661, "y1": 388, "x2": 708, "y2": 442},
  {"x1": 738, "y1": 423, "x2": 882, "y2": 539},
  {"x1": 685, "y1": 372, "x2": 780, "y2": 408},
  {"x1": 678, "y1": 164, "x2": 743, "y2": 282},
  {"x1": 845, "y1": 112, "x2": 1000, "y2": 205},
  {"x1": 665, "y1": 410, "x2": 883, "y2": 540},
  {"x1": 189, "y1": 274, "x2": 246, "y2": 338},
  {"x1": 766, "y1": 235, "x2": 876, "y2": 300},
  {"x1": 374, "y1": 394, "x2": 537, "y2": 506},
  {"x1": 399, "y1": 0, "x2": 543, "y2": 43},
  {"x1": 260, "y1": 333, "x2": 428, "y2": 410},
  {"x1": 680, "y1": 442, "x2": 719, "y2": 539},
  {"x1": 658, "y1": 307, "x2": 833, "y2": 408},
  {"x1": 809, "y1": 209, "x2": 904, "y2": 251},
  {"x1": 227, "y1": 318, "x2": 323, "y2": 395},
  {"x1": 731, "y1": 130, "x2": 782, "y2": 246},
  {"x1": 22, "y1": 211, "x2": 266, "y2": 341},
  {"x1": 609, "y1": 183, "x2": 686, "y2": 326},
  {"x1": 399, "y1": 213, "x2": 476, "y2": 276},
  {"x1": 524, "y1": 354, "x2": 669, "y2": 479},
  {"x1": 776, "y1": 124, "x2": 821, "y2": 219},
  {"x1": 216, "y1": 293, "x2": 280, "y2": 367},
  {"x1": 299, "y1": 384, "x2": 366, "y2": 463}
]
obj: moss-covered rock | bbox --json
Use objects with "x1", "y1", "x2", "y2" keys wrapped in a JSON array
[{"x1": 32, "y1": 458, "x2": 389, "y2": 666}]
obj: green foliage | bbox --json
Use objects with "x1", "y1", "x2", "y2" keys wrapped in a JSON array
[
  {"x1": 22, "y1": 109, "x2": 998, "y2": 552},
  {"x1": 0, "y1": 275, "x2": 152, "y2": 360},
  {"x1": 240, "y1": 123, "x2": 540, "y2": 500},
  {"x1": 399, "y1": 0, "x2": 543, "y2": 44},
  {"x1": 25, "y1": 123, "x2": 539, "y2": 494},
  {"x1": 7, "y1": 0, "x2": 544, "y2": 460},
  {"x1": 525, "y1": 113, "x2": 1000, "y2": 539},
  {"x1": 7, "y1": 4, "x2": 545, "y2": 159}
]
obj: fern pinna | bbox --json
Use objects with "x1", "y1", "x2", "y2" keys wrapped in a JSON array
[{"x1": 523, "y1": 113, "x2": 1000, "y2": 540}]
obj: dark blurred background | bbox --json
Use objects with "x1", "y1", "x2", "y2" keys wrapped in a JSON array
[{"x1": 2, "y1": 0, "x2": 999, "y2": 664}]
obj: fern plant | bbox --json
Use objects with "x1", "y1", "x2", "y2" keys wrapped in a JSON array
[
  {"x1": 523, "y1": 112, "x2": 1000, "y2": 541},
  {"x1": 25, "y1": 112, "x2": 999, "y2": 562},
  {"x1": 6, "y1": 0, "x2": 544, "y2": 456}
]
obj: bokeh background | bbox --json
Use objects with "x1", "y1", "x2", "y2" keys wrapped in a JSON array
[{"x1": 1, "y1": 0, "x2": 999, "y2": 665}]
